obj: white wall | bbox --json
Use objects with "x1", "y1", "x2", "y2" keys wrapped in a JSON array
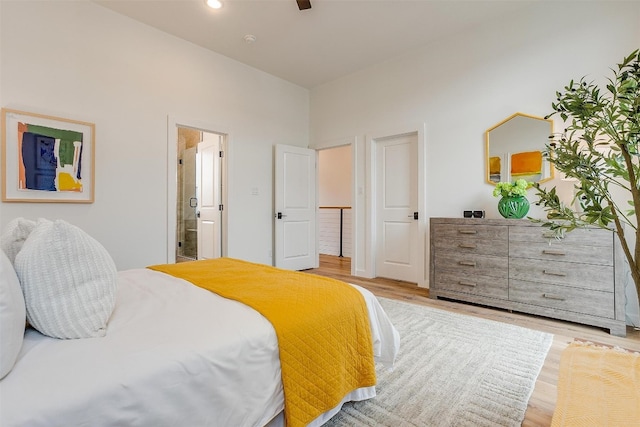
[
  {"x1": 318, "y1": 145, "x2": 351, "y2": 206},
  {"x1": 309, "y1": 1, "x2": 640, "y2": 281},
  {"x1": 0, "y1": 0, "x2": 309, "y2": 269}
]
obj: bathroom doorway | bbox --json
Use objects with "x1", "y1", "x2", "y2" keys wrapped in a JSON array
[{"x1": 175, "y1": 127, "x2": 225, "y2": 262}]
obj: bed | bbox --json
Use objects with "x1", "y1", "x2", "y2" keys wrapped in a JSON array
[
  {"x1": 551, "y1": 341, "x2": 640, "y2": 426},
  {"x1": 0, "y1": 220, "x2": 400, "y2": 427}
]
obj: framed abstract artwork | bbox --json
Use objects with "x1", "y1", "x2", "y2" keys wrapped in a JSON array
[{"x1": 2, "y1": 108, "x2": 95, "y2": 203}]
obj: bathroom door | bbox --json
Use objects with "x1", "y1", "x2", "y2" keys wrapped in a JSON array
[{"x1": 196, "y1": 134, "x2": 222, "y2": 260}]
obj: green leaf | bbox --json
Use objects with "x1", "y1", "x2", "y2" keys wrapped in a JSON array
[{"x1": 536, "y1": 50, "x2": 640, "y2": 310}]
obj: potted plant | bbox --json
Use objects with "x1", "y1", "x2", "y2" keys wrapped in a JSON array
[
  {"x1": 533, "y1": 49, "x2": 640, "y2": 315},
  {"x1": 493, "y1": 179, "x2": 532, "y2": 219}
]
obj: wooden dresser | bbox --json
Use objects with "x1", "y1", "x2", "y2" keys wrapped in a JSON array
[{"x1": 429, "y1": 217, "x2": 627, "y2": 336}]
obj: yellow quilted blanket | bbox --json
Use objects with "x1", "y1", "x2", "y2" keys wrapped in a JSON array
[
  {"x1": 148, "y1": 258, "x2": 376, "y2": 427},
  {"x1": 551, "y1": 341, "x2": 640, "y2": 426}
]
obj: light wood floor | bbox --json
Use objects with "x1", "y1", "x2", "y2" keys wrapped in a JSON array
[{"x1": 306, "y1": 255, "x2": 640, "y2": 427}]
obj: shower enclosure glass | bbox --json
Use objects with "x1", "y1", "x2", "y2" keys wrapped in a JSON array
[{"x1": 176, "y1": 127, "x2": 200, "y2": 261}]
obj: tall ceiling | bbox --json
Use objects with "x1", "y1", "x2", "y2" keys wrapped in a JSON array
[{"x1": 95, "y1": 0, "x2": 536, "y2": 89}]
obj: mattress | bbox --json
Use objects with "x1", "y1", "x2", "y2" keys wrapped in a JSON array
[{"x1": 0, "y1": 268, "x2": 399, "y2": 427}]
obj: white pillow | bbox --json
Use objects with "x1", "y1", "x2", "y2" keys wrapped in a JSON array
[
  {"x1": 14, "y1": 219, "x2": 117, "y2": 339},
  {"x1": 0, "y1": 218, "x2": 36, "y2": 265},
  {"x1": 0, "y1": 250, "x2": 26, "y2": 379}
]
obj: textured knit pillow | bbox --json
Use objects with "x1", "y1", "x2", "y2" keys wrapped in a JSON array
[
  {"x1": 0, "y1": 217, "x2": 36, "y2": 265},
  {"x1": 0, "y1": 250, "x2": 26, "y2": 379},
  {"x1": 14, "y1": 219, "x2": 117, "y2": 339}
]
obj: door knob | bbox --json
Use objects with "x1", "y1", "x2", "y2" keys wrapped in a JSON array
[{"x1": 276, "y1": 212, "x2": 287, "y2": 219}]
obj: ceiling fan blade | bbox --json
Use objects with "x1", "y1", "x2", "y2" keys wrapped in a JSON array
[{"x1": 296, "y1": 0, "x2": 311, "y2": 10}]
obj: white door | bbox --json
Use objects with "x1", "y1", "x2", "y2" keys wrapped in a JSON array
[
  {"x1": 196, "y1": 134, "x2": 222, "y2": 260},
  {"x1": 274, "y1": 144, "x2": 317, "y2": 270},
  {"x1": 375, "y1": 134, "x2": 418, "y2": 282}
]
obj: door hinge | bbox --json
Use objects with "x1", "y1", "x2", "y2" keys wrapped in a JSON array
[
  {"x1": 178, "y1": 241, "x2": 182, "y2": 247},
  {"x1": 219, "y1": 204, "x2": 224, "y2": 211},
  {"x1": 178, "y1": 158, "x2": 183, "y2": 165},
  {"x1": 219, "y1": 151, "x2": 224, "y2": 158}
]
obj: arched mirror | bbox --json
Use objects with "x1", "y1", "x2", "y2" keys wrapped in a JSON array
[{"x1": 485, "y1": 112, "x2": 554, "y2": 184}]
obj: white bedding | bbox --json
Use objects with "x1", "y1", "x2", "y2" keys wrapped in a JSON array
[{"x1": 0, "y1": 268, "x2": 399, "y2": 427}]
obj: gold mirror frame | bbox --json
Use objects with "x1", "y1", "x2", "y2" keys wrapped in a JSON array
[{"x1": 485, "y1": 112, "x2": 554, "y2": 185}]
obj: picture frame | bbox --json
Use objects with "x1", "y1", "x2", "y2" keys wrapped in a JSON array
[{"x1": 1, "y1": 108, "x2": 95, "y2": 203}]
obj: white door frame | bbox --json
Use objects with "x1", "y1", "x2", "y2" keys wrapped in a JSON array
[
  {"x1": 167, "y1": 115, "x2": 229, "y2": 263},
  {"x1": 365, "y1": 123, "x2": 427, "y2": 287}
]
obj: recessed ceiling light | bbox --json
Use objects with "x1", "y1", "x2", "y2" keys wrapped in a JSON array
[{"x1": 206, "y1": 0, "x2": 222, "y2": 9}]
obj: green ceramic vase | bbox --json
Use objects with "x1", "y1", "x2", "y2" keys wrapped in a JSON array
[{"x1": 498, "y1": 196, "x2": 530, "y2": 219}]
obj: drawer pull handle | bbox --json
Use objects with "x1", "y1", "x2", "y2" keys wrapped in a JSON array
[
  {"x1": 458, "y1": 230, "x2": 477, "y2": 234},
  {"x1": 543, "y1": 231, "x2": 566, "y2": 239},
  {"x1": 543, "y1": 293, "x2": 566, "y2": 301},
  {"x1": 543, "y1": 249, "x2": 566, "y2": 256},
  {"x1": 458, "y1": 281, "x2": 477, "y2": 287},
  {"x1": 458, "y1": 261, "x2": 477, "y2": 267},
  {"x1": 458, "y1": 243, "x2": 477, "y2": 249},
  {"x1": 543, "y1": 270, "x2": 567, "y2": 277}
]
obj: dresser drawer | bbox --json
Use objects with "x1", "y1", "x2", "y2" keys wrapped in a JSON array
[
  {"x1": 509, "y1": 279, "x2": 615, "y2": 319},
  {"x1": 434, "y1": 270, "x2": 508, "y2": 299},
  {"x1": 434, "y1": 252, "x2": 507, "y2": 278},
  {"x1": 509, "y1": 225, "x2": 612, "y2": 247},
  {"x1": 509, "y1": 258, "x2": 613, "y2": 292},
  {"x1": 432, "y1": 224, "x2": 508, "y2": 241},
  {"x1": 510, "y1": 240, "x2": 613, "y2": 266},
  {"x1": 432, "y1": 237, "x2": 507, "y2": 257}
]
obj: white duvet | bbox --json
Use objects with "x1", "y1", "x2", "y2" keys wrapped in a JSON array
[{"x1": 0, "y1": 269, "x2": 399, "y2": 427}]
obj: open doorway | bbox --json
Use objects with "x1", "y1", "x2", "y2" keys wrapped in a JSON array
[
  {"x1": 318, "y1": 145, "x2": 352, "y2": 264},
  {"x1": 175, "y1": 126, "x2": 226, "y2": 262}
]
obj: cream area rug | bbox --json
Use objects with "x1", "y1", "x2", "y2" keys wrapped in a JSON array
[{"x1": 325, "y1": 298, "x2": 553, "y2": 427}]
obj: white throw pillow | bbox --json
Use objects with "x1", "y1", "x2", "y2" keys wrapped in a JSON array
[
  {"x1": 14, "y1": 219, "x2": 117, "y2": 339},
  {"x1": 0, "y1": 218, "x2": 36, "y2": 265},
  {"x1": 0, "y1": 250, "x2": 26, "y2": 379}
]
